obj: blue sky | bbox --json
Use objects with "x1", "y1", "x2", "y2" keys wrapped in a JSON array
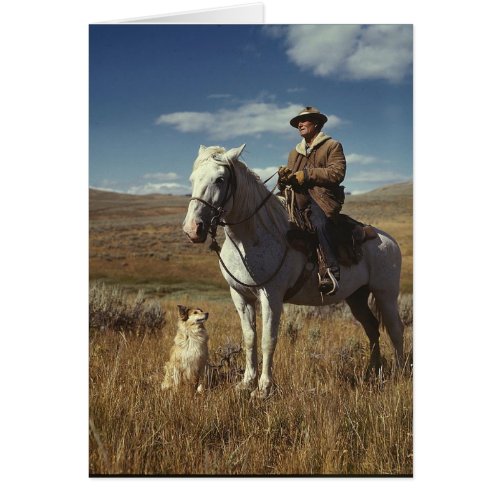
[{"x1": 89, "y1": 24, "x2": 412, "y2": 195}]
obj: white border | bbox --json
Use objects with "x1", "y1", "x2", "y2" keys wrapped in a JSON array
[
  {"x1": 97, "y1": 3, "x2": 264, "y2": 24},
  {"x1": 2, "y1": 1, "x2": 499, "y2": 498}
]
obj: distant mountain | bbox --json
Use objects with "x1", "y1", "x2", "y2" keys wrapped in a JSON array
[
  {"x1": 353, "y1": 181, "x2": 413, "y2": 200},
  {"x1": 89, "y1": 180, "x2": 413, "y2": 209},
  {"x1": 89, "y1": 188, "x2": 141, "y2": 203},
  {"x1": 89, "y1": 188, "x2": 189, "y2": 213}
]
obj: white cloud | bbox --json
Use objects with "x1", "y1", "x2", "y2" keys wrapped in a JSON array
[
  {"x1": 156, "y1": 112, "x2": 212, "y2": 133},
  {"x1": 282, "y1": 25, "x2": 412, "y2": 83},
  {"x1": 251, "y1": 166, "x2": 283, "y2": 184},
  {"x1": 346, "y1": 153, "x2": 379, "y2": 165},
  {"x1": 143, "y1": 172, "x2": 179, "y2": 181},
  {"x1": 89, "y1": 185, "x2": 119, "y2": 193},
  {"x1": 127, "y1": 182, "x2": 190, "y2": 195},
  {"x1": 156, "y1": 102, "x2": 342, "y2": 140},
  {"x1": 348, "y1": 169, "x2": 410, "y2": 184}
]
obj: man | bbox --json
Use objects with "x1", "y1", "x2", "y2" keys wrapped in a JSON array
[{"x1": 279, "y1": 106, "x2": 346, "y2": 295}]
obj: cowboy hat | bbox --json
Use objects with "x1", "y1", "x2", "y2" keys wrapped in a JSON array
[{"x1": 290, "y1": 106, "x2": 328, "y2": 128}]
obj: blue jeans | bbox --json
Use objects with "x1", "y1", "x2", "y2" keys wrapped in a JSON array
[{"x1": 309, "y1": 198, "x2": 340, "y2": 275}]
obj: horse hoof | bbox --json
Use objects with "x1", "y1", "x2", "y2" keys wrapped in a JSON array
[
  {"x1": 364, "y1": 364, "x2": 383, "y2": 383},
  {"x1": 235, "y1": 380, "x2": 256, "y2": 393},
  {"x1": 250, "y1": 387, "x2": 271, "y2": 399}
]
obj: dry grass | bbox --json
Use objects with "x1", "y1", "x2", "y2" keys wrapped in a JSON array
[
  {"x1": 89, "y1": 184, "x2": 413, "y2": 476},
  {"x1": 343, "y1": 183, "x2": 413, "y2": 294},
  {"x1": 89, "y1": 183, "x2": 413, "y2": 294},
  {"x1": 89, "y1": 292, "x2": 412, "y2": 476}
]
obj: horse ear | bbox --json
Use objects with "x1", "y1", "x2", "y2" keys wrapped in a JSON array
[
  {"x1": 198, "y1": 145, "x2": 207, "y2": 154},
  {"x1": 226, "y1": 144, "x2": 246, "y2": 162}
]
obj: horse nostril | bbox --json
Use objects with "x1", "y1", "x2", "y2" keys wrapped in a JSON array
[{"x1": 196, "y1": 222, "x2": 205, "y2": 235}]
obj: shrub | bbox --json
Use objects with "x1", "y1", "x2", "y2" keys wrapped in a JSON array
[{"x1": 89, "y1": 282, "x2": 166, "y2": 334}]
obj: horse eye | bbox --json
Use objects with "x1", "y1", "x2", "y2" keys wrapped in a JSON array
[{"x1": 215, "y1": 177, "x2": 225, "y2": 184}]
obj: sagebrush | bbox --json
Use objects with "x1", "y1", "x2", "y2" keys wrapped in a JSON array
[{"x1": 89, "y1": 282, "x2": 166, "y2": 334}]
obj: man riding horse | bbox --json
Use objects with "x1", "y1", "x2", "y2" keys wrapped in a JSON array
[{"x1": 279, "y1": 106, "x2": 347, "y2": 295}]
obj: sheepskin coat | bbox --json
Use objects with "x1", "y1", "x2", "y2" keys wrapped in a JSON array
[{"x1": 286, "y1": 132, "x2": 347, "y2": 219}]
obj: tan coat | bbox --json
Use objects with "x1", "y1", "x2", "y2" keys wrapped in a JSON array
[{"x1": 286, "y1": 132, "x2": 346, "y2": 219}]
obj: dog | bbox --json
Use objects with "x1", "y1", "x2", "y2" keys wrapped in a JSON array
[{"x1": 161, "y1": 305, "x2": 209, "y2": 393}]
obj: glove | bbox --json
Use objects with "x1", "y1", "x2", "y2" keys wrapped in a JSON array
[
  {"x1": 278, "y1": 166, "x2": 292, "y2": 190},
  {"x1": 278, "y1": 166, "x2": 292, "y2": 181},
  {"x1": 289, "y1": 171, "x2": 307, "y2": 189}
]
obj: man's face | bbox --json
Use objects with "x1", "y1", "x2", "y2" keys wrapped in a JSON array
[{"x1": 297, "y1": 119, "x2": 317, "y2": 140}]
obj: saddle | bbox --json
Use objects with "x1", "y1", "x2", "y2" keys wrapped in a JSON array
[{"x1": 286, "y1": 213, "x2": 378, "y2": 267}]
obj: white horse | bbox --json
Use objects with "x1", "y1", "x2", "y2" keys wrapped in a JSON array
[{"x1": 183, "y1": 145, "x2": 404, "y2": 398}]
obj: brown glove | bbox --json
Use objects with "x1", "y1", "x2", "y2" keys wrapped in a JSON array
[{"x1": 289, "y1": 171, "x2": 308, "y2": 190}]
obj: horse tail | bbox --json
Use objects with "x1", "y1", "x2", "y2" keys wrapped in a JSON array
[
  {"x1": 369, "y1": 293, "x2": 386, "y2": 331},
  {"x1": 369, "y1": 290, "x2": 406, "y2": 367}
]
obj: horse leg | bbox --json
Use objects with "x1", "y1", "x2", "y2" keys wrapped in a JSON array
[
  {"x1": 346, "y1": 285, "x2": 382, "y2": 377},
  {"x1": 372, "y1": 290, "x2": 404, "y2": 369},
  {"x1": 252, "y1": 292, "x2": 282, "y2": 399},
  {"x1": 230, "y1": 288, "x2": 258, "y2": 391}
]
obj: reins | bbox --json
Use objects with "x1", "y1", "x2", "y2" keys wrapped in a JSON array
[
  {"x1": 189, "y1": 157, "x2": 286, "y2": 288},
  {"x1": 190, "y1": 161, "x2": 279, "y2": 231}
]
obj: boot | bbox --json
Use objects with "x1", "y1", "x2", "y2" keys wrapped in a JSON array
[{"x1": 318, "y1": 267, "x2": 340, "y2": 295}]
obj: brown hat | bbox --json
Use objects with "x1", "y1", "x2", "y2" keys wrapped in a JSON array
[{"x1": 290, "y1": 106, "x2": 328, "y2": 128}]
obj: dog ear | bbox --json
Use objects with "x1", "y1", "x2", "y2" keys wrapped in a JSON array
[{"x1": 177, "y1": 305, "x2": 188, "y2": 320}]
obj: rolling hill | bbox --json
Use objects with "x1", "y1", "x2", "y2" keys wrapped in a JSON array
[{"x1": 89, "y1": 181, "x2": 413, "y2": 294}]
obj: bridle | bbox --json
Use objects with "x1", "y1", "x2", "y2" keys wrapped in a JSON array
[
  {"x1": 189, "y1": 152, "x2": 238, "y2": 239},
  {"x1": 188, "y1": 154, "x2": 286, "y2": 288},
  {"x1": 189, "y1": 153, "x2": 278, "y2": 239}
]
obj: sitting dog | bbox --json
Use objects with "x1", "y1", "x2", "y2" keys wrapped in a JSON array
[{"x1": 161, "y1": 305, "x2": 209, "y2": 393}]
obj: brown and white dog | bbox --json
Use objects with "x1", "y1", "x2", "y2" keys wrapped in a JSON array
[{"x1": 161, "y1": 305, "x2": 209, "y2": 393}]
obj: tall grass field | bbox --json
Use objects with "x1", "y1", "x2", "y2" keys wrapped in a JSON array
[{"x1": 89, "y1": 183, "x2": 413, "y2": 476}]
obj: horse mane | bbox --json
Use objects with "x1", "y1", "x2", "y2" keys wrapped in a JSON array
[
  {"x1": 193, "y1": 146, "x2": 227, "y2": 171},
  {"x1": 232, "y1": 158, "x2": 290, "y2": 235},
  {"x1": 193, "y1": 146, "x2": 289, "y2": 235}
]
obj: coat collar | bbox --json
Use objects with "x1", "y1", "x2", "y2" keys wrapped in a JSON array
[{"x1": 295, "y1": 132, "x2": 331, "y2": 156}]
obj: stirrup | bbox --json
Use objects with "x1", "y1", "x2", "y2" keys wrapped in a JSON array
[{"x1": 318, "y1": 268, "x2": 339, "y2": 296}]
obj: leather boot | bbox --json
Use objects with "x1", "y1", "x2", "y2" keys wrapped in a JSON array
[{"x1": 318, "y1": 267, "x2": 340, "y2": 295}]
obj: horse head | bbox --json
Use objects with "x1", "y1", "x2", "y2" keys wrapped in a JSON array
[{"x1": 183, "y1": 144, "x2": 245, "y2": 243}]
